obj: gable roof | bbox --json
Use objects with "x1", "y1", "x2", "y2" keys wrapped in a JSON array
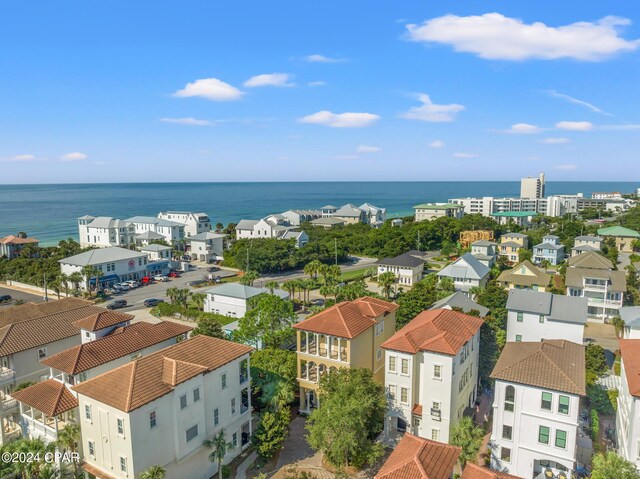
[
  {"x1": 203, "y1": 283, "x2": 288, "y2": 301},
  {"x1": 565, "y1": 267, "x2": 626, "y2": 293},
  {"x1": 41, "y1": 322, "x2": 192, "y2": 374},
  {"x1": 437, "y1": 253, "x2": 490, "y2": 280},
  {"x1": 0, "y1": 298, "x2": 91, "y2": 327},
  {"x1": 59, "y1": 247, "x2": 145, "y2": 266},
  {"x1": 501, "y1": 232, "x2": 528, "y2": 239},
  {"x1": 497, "y1": 261, "x2": 551, "y2": 288},
  {"x1": 86, "y1": 217, "x2": 132, "y2": 229},
  {"x1": 506, "y1": 290, "x2": 587, "y2": 325},
  {"x1": 620, "y1": 340, "x2": 640, "y2": 398},
  {"x1": 533, "y1": 241, "x2": 564, "y2": 251},
  {"x1": 429, "y1": 292, "x2": 489, "y2": 317},
  {"x1": 72, "y1": 310, "x2": 134, "y2": 332},
  {"x1": 1, "y1": 235, "x2": 39, "y2": 245},
  {"x1": 135, "y1": 231, "x2": 164, "y2": 240},
  {"x1": 311, "y1": 217, "x2": 346, "y2": 226},
  {"x1": 461, "y1": 463, "x2": 523, "y2": 479},
  {"x1": 188, "y1": 232, "x2": 226, "y2": 241},
  {"x1": 334, "y1": 203, "x2": 363, "y2": 217},
  {"x1": 382, "y1": 308, "x2": 484, "y2": 356},
  {"x1": 236, "y1": 219, "x2": 259, "y2": 230},
  {"x1": 11, "y1": 379, "x2": 78, "y2": 416},
  {"x1": 620, "y1": 306, "x2": 640, "y2": 330},
  {"x1": 72, "y1": 335, "x2": 252, "y2": 412},
  {"x1": 567, "y1": 251, "x2": 613, "y2": 270},
  {"x1": 293, "y1": 297, "x2": 398, "y2": 339},
  {"x1": 575, "y1": 235, "x2": 601, "y2": 242},
  {"x1": 377, "y1": 252, "x2": 426, "y2": 268},
  {"x1": 126, "y1": 216, "x2": 184, "y2": 227},
  {"x1": 140, "y1": 244, "x2": 172, "y2": 252},
  {"x1": 598, "y1": 226, "x2": 640, "y2": 238},
  {"x1": 491, "y1": 340, "x2": 585, "y2": 396}
]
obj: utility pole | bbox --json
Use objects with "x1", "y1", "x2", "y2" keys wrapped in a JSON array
[
  {"x1": 334, "y1": 238, "x2": 338, "y2": 266},
  {"x1": 417, "y1": 231, "x2": 421, "y2": 251},
  {"x1": 246, "y1": 247, "x2": 250, "y2": 272},
  {"x1": 43, "y1": 273, "x2": 48, "y2": 302}
]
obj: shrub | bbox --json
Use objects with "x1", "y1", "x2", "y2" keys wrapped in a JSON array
[{"x1": 591, "y1": 410, "x2": 600, "y2": 441}]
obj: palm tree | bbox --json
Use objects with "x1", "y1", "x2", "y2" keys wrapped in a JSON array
[
  {"x1": 304, "y1": 260, "x2": 322, "y2": 280},
  {"x1": 190, "y1": 292, "x2": 207, "y2": 311},
  {"x1": 68, "y1": 272, "x2": 83, "y2": 293},
  {"x1": 140, "y1": 465, "x2": 167, "y2": 479},
  {"x1": 240, "y1": 271, "x2": 259, "y2": 286},
  {"x1": 49, "y1": 279, "x2": 62, "y2": 300},
  {"x1": 450, "y1": 416, "x2": 484, "y2": 471},
  {"x1": 166, "y1": 287, "x2": 180, "y2": 305},
  {"x1": 282, "y1": 280, "x2": 296, "y2": 301},
  {"x1": 59, "y1": 273, "x2": 70, "y2": 297},
  {"x1": 319, "y1": 284, "x2": 334, "y2": 305},
  {"x1": 203, "y1": 429, "x2": 231, "y2": 479},
  {"x1": 260, "y1": 377, "x2": 294, "y2": 411},
  {"x1": 264, "y1": 281, "x2": 279, "y2": 294},
  {"x1": 377, "y1": 271, "x2": 397, "y2": 299},
  {"x1": 81, "y1": 265, "x2": 100, "y2": 297},
  {"x1": 57, "y1": 422, "x2": 80, "y2": 477},
  {"x1": 215, "y1": 223, "x2": 224, "y2": 233}
]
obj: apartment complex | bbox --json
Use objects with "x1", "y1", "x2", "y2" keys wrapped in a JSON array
[
  {"x1": 413, "y1": 203, "x2": 464, "y2": 221},
  {"x1": 78, "y1": 216, "x2": 136, "y2": 248},
  {"x1": 0, "y1": 234, "x2": 39, "y2": 259},
  {"x1": 126, "y1": 216, "x2": 186, "y2": 245},
  {"x1": 520, "y1": 173, "x2": 545, "y2": 199},
  {"x1": 157, "y1": 211, "x2": 211, "y2": 237}
]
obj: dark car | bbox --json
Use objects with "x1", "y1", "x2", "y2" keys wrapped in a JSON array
[
  {"x1": 143, "y1": 298, "x2": 164, "y2": 307},
  {"x1": 0, "y1": 295, "x2": 12, "y2": 303},
  {"x1": 106, "y1": 299, "x2": 127, "y2": 310},
  {"x1": 207, "y1": 266, "x2": 220, "y2": 273}
]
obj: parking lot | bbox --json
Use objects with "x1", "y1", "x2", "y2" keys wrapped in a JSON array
[{"x1": 0, "y1": 286, "x2": 44, "y2": 307}]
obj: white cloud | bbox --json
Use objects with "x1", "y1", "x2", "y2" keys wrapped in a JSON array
[
  {"x1": 556, "y1": 121, "x2": 593, "y2": 131},
  {"x1": 453, "y1": 152, "x2": 478, "y2": 158},
  {"x1": 429, "y1": 140, "x2": 445, "y2": 148},
  {"x1": 356, "y1": 145, "x2": 380, "y2": 153},
  {"x1": 298, "y1": 111, "x2": 380, "y2": 128},
  {"x1": 333, "y1": 154, "x2": 359, "y2": 161},
  {"x1": 406, "y1": 13, "x2": 639, "y2": 61},
  {"x1": 545, "y1": 90, "x2": 611, "y2": 116},
  {"x1": 308, "y1": 81, "x2": 327, "y2": 87},
  {"x1": 553, "y1": 164, "x2": 578, "y2": 170},
  {"x1": 400, "y1": 94, "x2": 465, "y2": 122},
  {"x1": 61, "y1": 152, "x2": 88, "y2": 162},
  {"x1": 505, "y1": 123, "x2": 542, "y2": 134},
  {"x1": 539, "y1": 137, "x2": 570, "y2": 144},
  {"x1": 244, "y1": 73, "x2": 295, "y2": 88},
  {"x1": 173, "y1": 78, "x2": 243, "y2": 101},
  {"x1": 10, "y1": 154, "x2": 36, "y2": 161},
  {"x1": 302, "y1": 54, "x2": 346, "y2": 63},
  {"x1": 160, "y1": 117, "x2": 213, "y2": 126}
]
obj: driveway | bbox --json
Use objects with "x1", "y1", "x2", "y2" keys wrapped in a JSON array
[
  {"x1": 584, "y1": 322, "x2": 620, "y2": 352},
  {"x1": 0, "y1": 286, "x2": 45, "y2": 307},
  {"x1": 275, "y1": 416, "x2": 318, "y2": 470}
]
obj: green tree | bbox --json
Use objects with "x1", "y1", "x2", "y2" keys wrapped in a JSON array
[
  {"x1": 264, "y1": 281, "x2": 279, "y2": 294},
  {"x1": 192, "y1": 316, "x2": 225, "y2": 339},
  {"x1": 56, "y1": 422, "x2": 81, "y2": 477},
  {"x1": 81, "y1": 265, "x2": 101, "y2": 296},
  {"x1": 252, "y1": 408, "x2": 289, "y2": 458},
  {"x1": 518, "y1": 248, "x2": 533, "y2": 263},
  {"x1": 140, "y1": 465, "x2": 167, "y2": 479},
  {"x1": 304, "y1": 259, "x2": 323, "y2": 279},
  {"x1": 395, "y1": 275, "x2": 440, "y2": 329},
  {"x1": 591, "y1": 451, "x2": 640, "y2": 479},
  {"x1": 450, "y1": 417, "x2": 484, "y2": 470},
  {"x1": 586, "y1": 343, "x2": 608, "y2": 386},
  {"x1": 190, "y1": 292, "x2": 207, "y2": 311},
  {"x1": 203, "y1": 429, "x2": 231, "y2": 479},
  {"x1": 68, "y1": 272, "x2": 83, "y2": 292},
  {"x1": 240, "y1": 270, "x2": 259, "y2": 286},
  {"x1": 611, "y1": 316, "x2": 625, "y2": 338},
  {"x1": 236, "y1": 294, "x2": 296, "y2": 348},
  {"x1": 377, "y1": 271, "x2": 397, "y2": 300},
  {"x1": 59, "y1": 272, "x2": 70, "y2": 296},
  {"x1": 167, "y1": 288, "x2": 190, "y2": 308}
]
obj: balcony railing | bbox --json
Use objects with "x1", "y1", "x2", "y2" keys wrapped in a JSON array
[
  {"x1": 430, "y1": 408, "x2": 441, "y2": 421},
  {"x1": 240, "y1": 403, "x2": 249, "y2": 414},
  {"x1": 0, "y1": 367, "x2": 15, "y2": 384},
  {"x1": 583, "y1": 283, "x2": 607, "y2": 291},
  {"x1": 1, "y1": 398, "x2": 18, "y2": 412}
]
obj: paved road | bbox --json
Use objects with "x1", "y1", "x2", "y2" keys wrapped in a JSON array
[
  {"x1": 255, "y1": 256, "x2": 379, "y2": 286},
  {"x1": 0, "y1": 286, "x2": 45, "y2": 307}
]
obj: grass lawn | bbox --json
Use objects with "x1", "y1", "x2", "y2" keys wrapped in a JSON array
[{"x1": 339, "y1": 267, "x2": 374, "y2": 282}]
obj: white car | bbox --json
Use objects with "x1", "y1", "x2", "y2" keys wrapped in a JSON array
[
  {"x1": 116, "y1": 283, "x2": 130, "y2": 291},
  {"x1": 154, "y1": 275, "x2": 169, "y2": 282},
  {"x1": 125, "y1": 280, "x2": 138, "y2": 288}
]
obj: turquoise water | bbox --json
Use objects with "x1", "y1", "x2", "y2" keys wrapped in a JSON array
[{"x1": 0, "y1": 181, "x2": 637, "y2": 246}]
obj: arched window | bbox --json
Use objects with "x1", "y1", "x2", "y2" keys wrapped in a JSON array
[
  {"x1": 505, "y1": 385, "x2": 515, "y2": 412},
  {"x1": 309, "y1": 362, "x2": 318, "y2": 382}
]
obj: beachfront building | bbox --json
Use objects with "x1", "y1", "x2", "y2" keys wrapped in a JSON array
[
  {"x1": 436, "y1": 253, "x2": 490, "y2": 292},
  {"x1": 293, "y1": 297, "x2": 398, "y2": 413},
  {"x1": 490, "y1": 340, "x2": 585, "y2": 479},
  {"x1": 235, "y1": 216, "x2": 308, "y2": 247},
  {"x1": 429, "y1": 291, "x2": 489, "y2": 317},
  {"x1": 497, "y1": 261, "x2": 551, "y2": 292},
  {"x1": 59, "y1": 247, "x2": 149, "y2": 291},
  {"x1": 127, "y1": 216, "x2": 186, "y2": 245},
  {"x1": 498, "y1": 233, "x2": 529, "y2": 263},
  {"x1": 616, "y1": 339, "x2": 640, "y2": 469},
  {"x1": 359, "y1": 203, "x2": 387, "y2": 226},
  {"x1": 281, "y1": 209, "x2": 323, "y2": 226},
  {"x1": 565, "y1": 251, "x2": 626, "y2": 320},
  {"x1": 376, "y1": 251, "x2": 426, "y2": 287},
  {"x1": 521, "y1": 173, "x2": 545, "y2": 199},
  {"x1": 332, "y1": 203, "x2": 367, "y2": 224},
  {"x1": 571, "y1": 236, "x2": 602, "y2": 257},
  {"x1": 309, "y1": 217, "x2": 346, "y2": 229},
  {"x1": 77, "y1": 216, "x2": 136, "y2": 248},
  {"x1": 187, "y1": 231, "x2": 225, "y2": 263},
  {"x1": 320, "y1": 205, "x2": 338, "y2": 217},
  {"x1": 203, "y1": 283, "x2": 289, "y2": 319},
  {"x1": 382, "y1": 309, "x2": 483, "y2": 443},
  {"x1": 471, "y1": 240, "x2": 497, "y2": 268},
  {"x1": 157, "y1": 211, "x2": 211, "y2": 237},
  {"x1": 597, "y1": 226, "x2": 640, "y2": 253},
  {"x1": 532, "y1": 235, "x2": 565, "y2": 266},
  {"x1": 0, "y1": 234, "x2": 39, "y2": 259},
  {"x1": 413, "y1": 203, "x2": 464, "y2": 222},
  {"x1": 592, "y1": 192, "x2": 623, "y2": 200},
  {"x1": 140, "y1": 244, "x2": 172, "y2": 262},
  {"x1": 72, "y1": 335, "x2": 253, "y2": 479},
  {"x1": 505, "y1": 289, "x2": 587, "y2": 344}
]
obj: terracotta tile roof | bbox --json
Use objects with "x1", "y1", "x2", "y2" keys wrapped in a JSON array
[
  {"x1": 382, "y1": 309, "x2": 484, "y2": 355},
  {"x1": 0, "y1": 298, "x2": 91, "y2": 327},
  {"x1": 374, "y1": 433, "x2": 460, "y2": 479},
  {"x1": 461, "y1": 463, "x2": 523, "y2": 479},
  {"x1": 0, "y1": 235, "x2": 39, "y2": 245},
  {"x1": 82, "y1": 462, "x2": 119, "y2": 479},
  {"x1": 11, "y1": 379, "x2": 78, "y2": 416},
  {"x1": 41, "y1": 322, "x2": 192, "y2": 374},
  {"x1": 72, "y1": 310, "x2": 134, "y2": 331},
  {"x1": 293, "y1": 296, "x2": 398, "y2": 339},
  {"x1": 497, "y1": 261, "x2": 551, "y2": 288},
  {"x1": 491, "y1": 340, "x2": 585, "y2": 396},
  {"x1": 619, "y1": 340, "x2": 640, "y2": 398},
  {"x1": 412, "y1": 404, "x2": 423, "y2": 415},
  {"x1": 72, "y1": 335, "x2": 252, "y2": 412}
]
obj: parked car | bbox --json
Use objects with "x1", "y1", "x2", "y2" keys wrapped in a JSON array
[
  {"x1": 168, "y1": 271, "x2": 181, "y2": 278},
  {"x1": 141, "y1": 276, "x2": 154, "y2": 285},
  {"x1": 181, "y1": 255, "x2": 191, "y2": 261},
  {"x1": 0, "y1": 295, "x2": 12, "y2": 303},
  {"x1": 207, "y1": 266, "x2": 220, "y2": 273},
  {"x1": 116, "y1": 283, "x2": 130, "y2": 291},
  {"x1": 125, "y1": 280, "x2": 139, "y2": 288},
  {"x1": 143, "y1": 298, "x2": 164, "y2": 307},
  {"x1": 154, "y1": 275, "x2": 169, "y2": 282},
  {"x1": 106, "y1": 299, "x2": 127, "y2": 310}
]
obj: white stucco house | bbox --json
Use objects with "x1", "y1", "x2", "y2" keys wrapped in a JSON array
[
  {"x1": 235, "y1": 216, "x2": 308, "y2": 247},
  {"x1": 437, "y1": 253, "x2": 490, "y2": 292},
  {"x1": 280, "y1": 209, "x2": 322, "y2": 226},
  {"x1": 359, "y1": 203, "x2": 386, "y2": 227},
  {"x1": 126, "y1": 216, "x2": 186, "y2": 245},
  {"x1": 77, "y1": 216, "x2": 136, "y2": 248},
  {"x1": 140, "y1": 244, "x2": 172, "y2": 262},
  {"x1": 187, "y1": 232, "x2": 226, "y2": 263},
  {"x1": 506, "y1": 289, "x2": 587, "y2": 344},
  {"x1": 203, "y1": 283, "x2": 289, "y2": 318},
  {"x1": 376, "y1": 251, "x2": 426, "y2": 287},
  {"x1": 382, "y1": 308, "x2": 484, "y2": 443},
  {"x1": 157, "y1": 211, "x2": 211, "y2": 238},
  {"x1": 621, "y1": 306, "x2": 640, "y2": 339},
  {"x1": 490, "y1": 340, "x2": 585, "y2": 479},
  {"x1": 616, "y1": 339, "x2": 640, "y2": 469}
]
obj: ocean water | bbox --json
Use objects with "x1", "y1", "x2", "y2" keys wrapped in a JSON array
[{"x1": 0, "y1": 181, "x2": 637, "y2": 246}]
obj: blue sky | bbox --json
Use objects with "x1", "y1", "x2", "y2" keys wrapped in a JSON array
[{"x1": 1, "y1": 0, "x2": 639, "y2": 183}]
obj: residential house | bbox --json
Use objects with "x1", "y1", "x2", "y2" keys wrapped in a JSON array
[
  {"x1": 461, "y1": 463, "x2": 524, "y2": 479},
  {"x1": 187, "y1": 231, "x2": 225, "y2": 263},
  {"x1": 333, "y1": 203, "x2": 366, "y2": 224},
  {"x1": 497, "y1": 261, "x2": 551, "y2": 292},
  {"x1": 498, "y1": 233, "x2": 529, "y2": 263},
  {"x1": 391, "y1": 219, "x2": 403, "y2": 227},
  {"x1": 359, "y1": 203, "x2": 386, "y2": 226},
  {"x1": 382, "y1": 309, "x2": 483, "y2": 443},
  {"x1": 281, "y1": 209, "x2": 322, "y2": 226},
  {"x1": 72, "y1": 335, "x2": 253, "y2": 479},
  {"x1": 293, "y1": 297, "x2": 398, "y2": 413},
  {"x1": 471, "y1": 240, "x2": 497, "y2": 268},
  {"x1": 126, "y1": 216, "x2": 186, "y2": 245},
  {"x1": 310, "y1": 217, "x2": 346, "y2": 229},
  {"x1": 490, "y1": 340, "x2": 585, "y2": 479},
  {"x1": 598, "y1": 226, "x2": 640, "y2": 253},
  {"x1": 140, "y1": 244, "x2": 172, "y2": 262},
  {"x1": 505, "y1": 290, "x2": 587, "y2": 344},
  {"x1": 571, "y1": 236, "x2": 602, "y2": 257},
  {"x1": 533, "y1": 235, "x2": 565, "y2": 266},
  {"x1": 565, "y1": 251, "x2": 626, "y2": 320},
  {"x1": 429, "y1": 291, "x2": 489, "y2": 317},
  {"x1": 203, "y1": 283, "x2": 289, "y2": 319},
  {"x1": 621, "y1": 306, "x2": 640, "y2": 339},
  {"x1": 374, "y1": 433, "x2": 460, "y2": 479},
  {"x1": 134, "y1": 230, "x2": 166, "y2": 247},
  {"x1": 59, "y1": 247, "x2": 149, "y2": 291},
  {"x1": 77, "y1": 216, "x2": 135, "y2": 248},
  {"x1": 413, "y1": 203, "x2": 464, "y2": 222},
  {"x1": 376, "y1": 251, "x2": 426, "y2": 287},
  {"x1": 0, "y1": 234, "x2": 39, "y2": 259},
  {"x1": 281, "y1": 230, "x2": 309, "y2": 248},
  {"x1": 157, "y1": 211, "x2": 211, "y2": 238},
  {"x1": 235, "y1": 216, "x2": 308, "y2": 247},
  {"x1": 616, "y1": 339, "x2": 640, "y2": 469},
  {"x1": 436, "y1": 253, "x2": 490, "y2": 292},
  {"x1": 320, "y1": 205, "x2": 338, "y2": 217},
  {"x1": 491, "y1": 211, "x2": 538, "y2": 227}
]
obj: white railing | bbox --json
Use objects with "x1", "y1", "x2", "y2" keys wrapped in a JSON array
[
  {"x1": 583, "y1": 282, "x2": 607, "y2": 291},
  {"x1": 0, "y1": 367, "x2": 15, "y2": 383},
  {"x1": 1, "y1": 398, "x2": 17, "y2": 412}
]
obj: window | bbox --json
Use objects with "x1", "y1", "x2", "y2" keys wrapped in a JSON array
[
  {"x1": 222, "y1": 373, "x2": 227, "y2": 389},
  {"x1": 413, "y1": 417, "x2": 421, "y2": 428},
  {"x1": 538, "y1": 426, "x2": 550, "y2": 444},
  {"x1": 388, "y1": 385, "x2": 396, "y2": 401},
  {"x1": 433, "y1": 364, "x2": 442, "y2": 380},
  {"x1": 375, "y1": 321, "x2": 384, "y2": 336},
  {"x1": 88, "y1": 440, "x2": 95, "y2": 457},
  {"x1": 38, "y1": 347, "x2": 47, "y2": 359},
  {"x1": 516, "y1": 312, "x2": 523, "y2": 322},
  {"x1": 376, "y1": 348, "x2": 382, "y2": 361},
  {"x1": 558, "y1": 395, "x2": 570, "y2": 415},
  {"x1": 500, "y1": 447, "x2": 511, "y2": 462},
  {"x1": 502, "y1": 425, "x2": 512, "y2": 440},
  {"x1": 541, "y1": 392, "x2": 552, "y2": 411},
  {"x1": 539, "y1": 315, "x2": 545, "y2": 323},
  {"x1": 389, "y1": 356, "x2": 396, "y2": 373},
  {"x1": 431, "y1": 428, "x2": 440, "y2": 441},
  {"x1": 149, "y1": 411, "x2": 157, "y2": 428},
  {"x1": 400, "y1": 387, "x2": 408, "y2": 404},
  {"x1": 214, "y1": 408, "x2": 219, "y2": 426},
  {"x1": 401, "y1": 358, "x2": 409, "y2": 375},
  {"x1": 504, "y1": 386, "x2": 515, "y2": 412},
  {"x1": 232, "y1": 432, "x2": 238, "y2": 448},
  {"x1": 180, "y1": 394, "x2": 188, "y2": 409},
  {"x1": 117, "y1": 418, "x2": 124, "y2": 435},
  {"x1": 193, "y1": 388, "x2": 201, "y2": 402},
  {"x1": 515, "y1": 335, "x2": 522, "y2": 342},
  {"x1": 231, "y1": 398, "x2": 236, "y2": 414},
  {"x1": 119, "y1": 456, "x2": 127, "y2": 474},
  {"x1": 85, "y1": 405, "x2": 92, "y2": 421},
  {"x1": 186, "y1": 425, "x2": 199, "y2": 442},
  {"x1": 555, "y1": 430, "x2": 567, "y2": 449}
]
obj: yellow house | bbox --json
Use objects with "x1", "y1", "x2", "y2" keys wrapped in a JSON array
[
  {"x1": 497, "y1": 260, "x2": 552, "y2": 292},
  {"x1": 498, "y1": 232, "x2": 529, "y2": 263},
  {"x1": 292, "y1": 296, "x2": 398, "y2": 413},
  {"x1": 597, "y1": 226, "x2": 640, "y2": 253}
]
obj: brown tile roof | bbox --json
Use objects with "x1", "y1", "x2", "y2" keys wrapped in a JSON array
[
  {"x1": 620, "y1": 340, "x2": 640, "y2": 398},
  {"x1": 497, "y1": 261, "x2": 551, "y2": 288},
  {"x1": 82, "y1": 462, "x2": 119, "y2": 479},
  {"x1": 72, "y1": 310, "x2": 134, "y2": 331},
  {"x1": 72, "y1": 335, "x2": 252, "y2": 412},
  {"x1": 11, "y1": 379, "x2": 78, "y2": 416},
  {"x1": 0, "y1": 298, "x2": 91, "y2": 327},
  {"x1": 1, "y1": 235, "x2": 39, "y2": 245},
  {"x1": 412, "y1": 404, "x2": 423, "y2": 415},
  {"x1": 374, "y1": 433, "x2": 460, "y2": 479},
  {"x1": 461, "y1": 463, "x2": 523, "y2": 479},
  {"x1": 491, "y1": 340, "x2": 585, "y2": 396},
  {"x1": 567, "y1": 251, "x2": 613, "y2": 270},
  {"x1": 382, "y1": 309, "x2": 483, "y2": 356},
  {"x1": 293, "y1": 296, "x2": 398, "y2": 339},
  {"x1": 41, "y1": 322, "x2": 192, "y2": 374}
]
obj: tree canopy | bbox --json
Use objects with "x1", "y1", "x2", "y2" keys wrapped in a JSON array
[{"x1": 235, "y1": 294, "x2": 296, "y2": 348}]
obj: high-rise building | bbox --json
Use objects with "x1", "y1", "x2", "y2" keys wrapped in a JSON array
[{"x1": 520, "y1": 172, "x2": 545, "y2": 199}]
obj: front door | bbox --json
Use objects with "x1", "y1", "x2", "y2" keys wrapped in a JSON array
[{"x1": 99, "y1": 409, "x2": 112, "y2": 468}]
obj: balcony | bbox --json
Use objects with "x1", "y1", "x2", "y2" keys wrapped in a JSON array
[
  {"x1": 430, "y1": 408, "x2": 441, "y2": 421},
  {"x1": 0, "y1": 367, "x2": 15, "y2": 386},
  {"x1": 1, "y1": 398, "x2": 18, "y2": 413},
  {"x1": 583, "y1": 282, "x2": 607, "y2": 291}
]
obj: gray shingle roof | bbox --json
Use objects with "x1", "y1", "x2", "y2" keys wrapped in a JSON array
[
  {"x1": 575, "y1": 235, "x2": 601, "y2": 242},
  {"x1": 377, "y1": 252, "x2": 426, "y2": 268},
  {"x1": 437, "y1": 253, "x2": 490, "y2": 280},
  {"x1": 621, "y1": 307, "x2": 640, "y2": 330},
  {"x1": 188, "y1": 232, "x2": 226, "y2": 241},
  {"x1": 140, "y1": 244, "x2": 171, "y2": 252},
  {"x1": 506, "y1": 289, "x2": 587, "y2": 324},
  {"x1": 236, "y1": 219, "x2": 259, "y2": 230},
  {"x1": 126, "y1": 216, "x2": 184, "y2": 227},
  {"x1": 429, "y1": 292, "x2": 489, "y2": 317},
  {"x1": 334, "y1": 203, "x2": 363, "y2": 217},
  {"x1": 502, "y1": 232, "x2": 528, "y2": 239},
  {"x1": 203, "y1": 283, "x2": 289, "y2": 300},
  {"x1": 533, "y1": 241, "x2": 565, "y2": 251},
  {"x1": 59, "y1": 247, "x2": 146, "y2": 266}
]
